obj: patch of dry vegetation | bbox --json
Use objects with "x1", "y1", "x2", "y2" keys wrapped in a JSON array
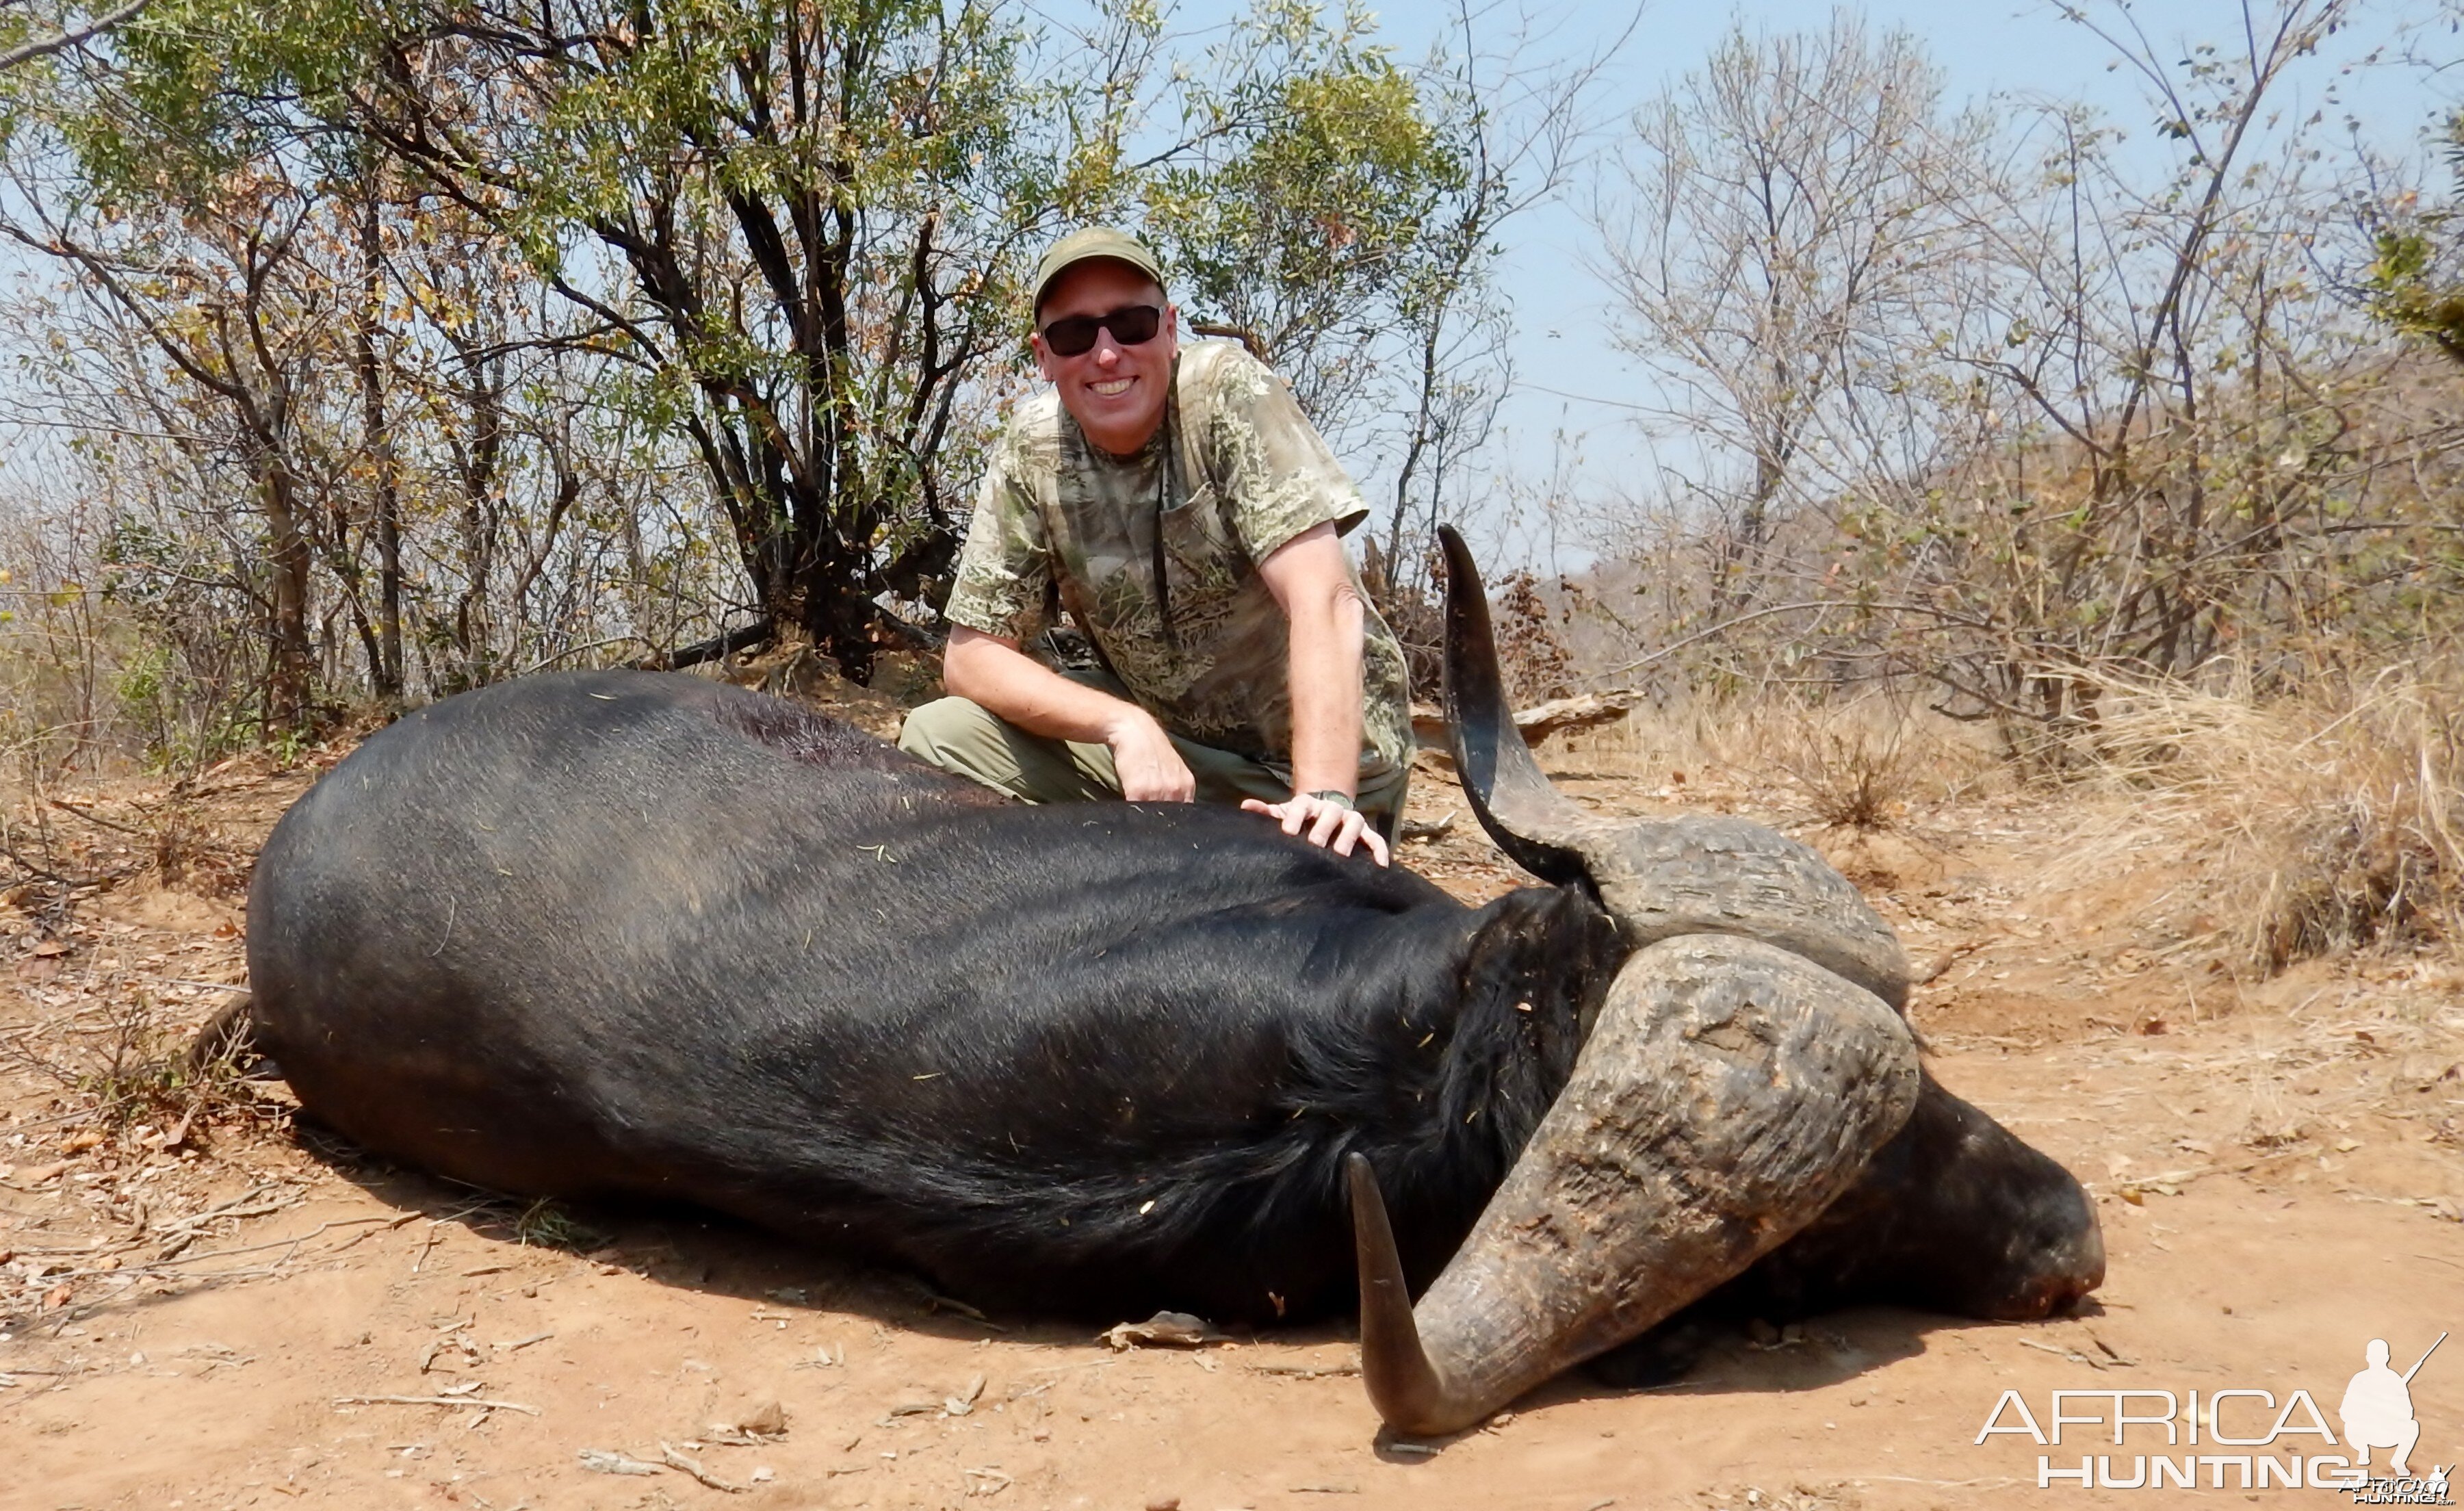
[
  {"x1": 2060, "y1": 662, "x2": 2463, "y2": 973},
  {"x1": 1543, "y1": 656, "x2": 2461, "y2": 984},
  {"x1": 3, "y1": 987, "x2": 260, "y2": 1139},
  {"x1": 1546, "y1": 691, "x2": 2001, "y2": 829}
]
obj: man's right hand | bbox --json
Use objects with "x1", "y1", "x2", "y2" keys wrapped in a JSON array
[{"x1": 1102, "y1": 706, "x2": 1196, "y2": 802}]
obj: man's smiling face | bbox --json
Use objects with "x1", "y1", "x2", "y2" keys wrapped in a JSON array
[{"x1": 1033, "y1": 257, "x2": 1178, "y2": 458}]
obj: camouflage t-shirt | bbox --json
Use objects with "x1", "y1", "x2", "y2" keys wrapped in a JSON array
[{"x1": 944, "y1": 341, "x2": 1413, "y2": 774}]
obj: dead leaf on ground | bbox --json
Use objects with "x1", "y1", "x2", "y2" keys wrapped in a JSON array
[{"x1": 1100, "y1": 1310, "x2": 1224, "y2": 1351}]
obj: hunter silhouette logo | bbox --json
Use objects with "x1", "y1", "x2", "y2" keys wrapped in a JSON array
[
  {"x1": 2342, "y1": 1334, "x2": 2441, "y2": 1479},
  {"x1": 1974, "y1": 1330, "x2": 2452, "y2": 1498}
]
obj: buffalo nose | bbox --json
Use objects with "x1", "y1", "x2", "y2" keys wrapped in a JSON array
[
  {"x1": 2009, "y1": 1196, "x2": 2108, "y2": 1319},
  {"x1": 2057, "y1": 1206, "x2": 2108, "y2": 1300}
]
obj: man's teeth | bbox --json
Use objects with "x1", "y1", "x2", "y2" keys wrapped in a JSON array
[{"x1": 1090, "y1": 378, "x2": 1132, "y2": 396}]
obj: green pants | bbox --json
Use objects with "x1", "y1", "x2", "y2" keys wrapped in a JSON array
[{"x1": 898, "y1": 671, "x2": 1408, "y2": 841}]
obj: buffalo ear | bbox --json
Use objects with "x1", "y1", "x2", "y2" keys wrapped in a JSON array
[{"x1": 1438, "y1": 524, "x2": 1592, "y2": 886}]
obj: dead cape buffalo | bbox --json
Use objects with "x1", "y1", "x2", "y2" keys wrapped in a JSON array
[{"x1": 237, "y1": 530, "x2": 2101, "y2": 1436}]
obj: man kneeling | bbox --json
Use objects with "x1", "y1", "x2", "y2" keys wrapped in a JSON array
[{"x1": 901, "y1": 227, "x2": 1412, "y2": 865}]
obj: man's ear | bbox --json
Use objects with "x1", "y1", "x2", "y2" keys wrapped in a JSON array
[{"x1": 1030, "y1": 331, "x2": 1056, "y2": 382}]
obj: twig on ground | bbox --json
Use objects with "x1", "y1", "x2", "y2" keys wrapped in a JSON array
[
  {"x1": 333, "y1": 1393, "x2": 541, "y2": 1417},
  {"x1": 660, "y1": 1443, "x2": 749, "y2": 1492},
  {"x1": 155, "y1": 1184, "x2": 294, "y2": 1235},
  {"x1": 45, "y1": 798, "x2": 153, "y2": 839},
  {"x1": 2019, "y1": 1338, "x2": 2105, "y2": 1369},
  {"x1": 54, "y1": 1215, "x2": 399, "y2": 1281},
  {"x1": 913, "y1": 1287, "x2": 993, "y2": 1322}
]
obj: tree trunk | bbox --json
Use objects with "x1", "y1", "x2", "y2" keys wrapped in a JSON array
[
  {"x1": 261, "y1": 456, "x2": 314, "y2": 732},
  {"x1": 356, "y1": 185, "x2": 403, "y2": 701}
]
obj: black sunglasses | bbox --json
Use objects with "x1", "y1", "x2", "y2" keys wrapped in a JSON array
[{"x1": 1039, "y1": 303, "x2": 1163, "y2": 357}]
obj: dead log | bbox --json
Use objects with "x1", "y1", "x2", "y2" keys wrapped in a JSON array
[{"x1": 1410, "y1": 691, "x2": 1640, "y2": 758}]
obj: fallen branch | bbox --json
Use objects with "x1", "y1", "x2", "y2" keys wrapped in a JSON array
[
  {"x1": 133, "y1": 975, "x2": 252, "y2": 995},
  {"x1": 636, "y1": 621, "x2": 773, "y2": 672},
  {"x1": 155, "y1": 1182, "x2": 287, "y2": 1232},
  {"x1": 1408, "y1": 690, "x2": 1644, "y2": 755}
]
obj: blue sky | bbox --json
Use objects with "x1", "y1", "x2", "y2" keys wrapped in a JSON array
[{"x1": 1228, "y1": 0, "x2": 2460, "y2": 566}]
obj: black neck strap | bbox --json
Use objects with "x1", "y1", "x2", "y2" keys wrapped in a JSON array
[{"x1": 1150, "y1": 357, "x2": 1181, "y2": 651}]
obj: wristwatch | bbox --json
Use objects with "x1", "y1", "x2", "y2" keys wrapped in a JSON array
[{"x1": 1303, "y1": 790, "x2": 1356, "y2": 812}]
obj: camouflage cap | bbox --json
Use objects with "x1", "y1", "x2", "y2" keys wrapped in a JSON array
[{"x1": 1032, "y1": 227, "x2": 1166, "y2": 317}]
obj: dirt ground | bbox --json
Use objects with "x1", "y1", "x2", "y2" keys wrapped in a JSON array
[{"x1": 5, "y1": 686, "x2": 2462, "y2": 1511}]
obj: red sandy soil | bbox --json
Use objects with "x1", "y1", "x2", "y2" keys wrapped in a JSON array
[{"x1": 5, "y1": 683, "x2": 2461, "y2": 1511}]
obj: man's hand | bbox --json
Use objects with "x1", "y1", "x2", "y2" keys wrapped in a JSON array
[
  {"x1": 1240, "y1": 793, "x2": 1390, "y2": 868},
  {"x1": 1104, "y1": 707, "x2": 1196, "y2": 802}
]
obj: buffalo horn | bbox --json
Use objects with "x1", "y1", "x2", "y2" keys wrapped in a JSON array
[
  {"x1": 1436, "y1": 524, "x2": 1594, "y2": 886},
  {"x1": 1434, "y1": 525, "x2": 1911, "y2": 1009},
  {"x1": 1349, "y1": 933, "x2": 1920, "y2": 1436},
  {"x1": 1347, "y1": 1152, "x2": 1449, "y2": 1430}
]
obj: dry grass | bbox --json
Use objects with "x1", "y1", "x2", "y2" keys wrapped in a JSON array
[
  {"x1": 1761, "y1": 702, "x2": 1925, "y2": 830},
  {"x1": 1544, "y1": 659, "x2": 2461, "y2": 985},
  {"x1": 2064, "y1": 661, "x2": 2464, "y2": 972},
  {"x1": 1548, "y1": 689, "x2": 2000, "y2": 824}
]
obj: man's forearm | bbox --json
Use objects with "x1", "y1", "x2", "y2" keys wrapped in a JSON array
[
  {"x1": 944, "y1": 626, "x2": 1143, "y2": 745},
  {"x1": 942, "y1": 625, "x2": 1195, "y2": 802},
  {"x1": 1257, "y1": 524, "x2": 1372, "y2": 799},
  {"x1": 1283, "y1": 580, "x2": 1368, "y2": 797}
]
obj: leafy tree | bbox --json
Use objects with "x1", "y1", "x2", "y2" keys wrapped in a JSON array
[
  {"x1": 0, "y1": 0, "x2": 1560, "y2": 764},
  {"x1": 1147, "y1": 4, "x2": 1603, "y2": 690},
  {"x1": 316, "y1": 0, "x2": 1104, "y2": 680},
  {"x1": 2364, "y1": 113, "x2": 2464, "y2": 363},
  {"x1": 0, "y1": 81, "x2": 338, "y2": 729},
  {"x1": 1145, "y1": 9, "x2": 1467, "y2": 438}
]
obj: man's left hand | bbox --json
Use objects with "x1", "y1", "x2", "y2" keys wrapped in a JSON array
[{"x1": 1240, "y1": 793, "x2": 1390, "y2": 868}]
